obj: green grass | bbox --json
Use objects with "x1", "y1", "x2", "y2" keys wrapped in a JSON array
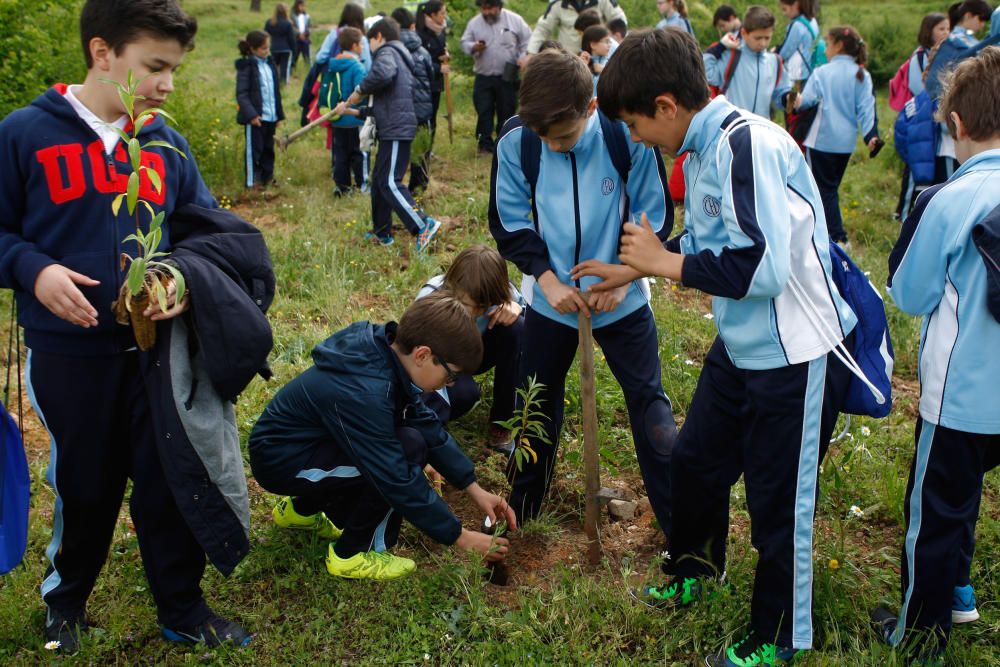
[{"x1": 1, "y1": 1, "x2": 999, "y2": 664}]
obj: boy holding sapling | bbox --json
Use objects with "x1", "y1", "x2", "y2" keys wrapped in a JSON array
[
  {"x1": 249, "y1": 292, "x2": 516, "y2": 581},
  {"x1": 0, "y1": 0, "x2": 254, "y2": 654},
  {"x1": 579, "y1": 28, "x2": 858, "y2": 666}
]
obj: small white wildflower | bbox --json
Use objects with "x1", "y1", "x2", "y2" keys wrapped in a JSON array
[
  {"x1": 703, "y1": 313, "x2": 714, "y2": 320},
  {"x1": 660, "y1": 550, "x2": 671, "y2": 560},
  {"x1": 850, "y1": 505, "x2": 864, "y2": 518},
  {"x1": 424, "y1": 653, "x2": 431, "y2": 661},
  {"x1": 44, "y1": 641, "x2": 61, "y2": 651},
  {"x1": 684, "y1": 359, "x2": 695, "y2": 366},
  {"x1": 860, "y1": 425, "x2": 871, "y2": 437},
  {"x1": 649, "y1": 277, "x2": 657, "y2": 284}
]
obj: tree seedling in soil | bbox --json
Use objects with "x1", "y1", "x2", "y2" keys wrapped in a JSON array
[
  {"x1": 487, "y1": 375, "x2": 550, "y2": 585},
  {"x1": 106, "y1": 70, "x2": 187, "y2": 351}
]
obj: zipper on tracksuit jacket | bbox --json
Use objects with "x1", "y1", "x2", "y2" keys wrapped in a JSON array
[{"x1": 569, "y1": 151, "x2": 582, "y2": 289}]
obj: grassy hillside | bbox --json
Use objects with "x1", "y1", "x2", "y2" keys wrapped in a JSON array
[{"x1": 0, "y1": 1, "x2": 997, "y2": 664}]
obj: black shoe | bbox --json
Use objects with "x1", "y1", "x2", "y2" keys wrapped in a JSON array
[
  {"x1": 870, "y1": 606, "x2": 898, "y2": 645},
  {"x1": 44, "y1": 607, "x2": 89, "y2": 655},
  {"x1": 477, "y1": 144, "x2": 494, "y2": 155},
  {"x1": 161, "y1": 611, "x2": 253, "y2": 648}
]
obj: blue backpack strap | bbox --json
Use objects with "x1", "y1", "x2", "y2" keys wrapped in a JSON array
[
  {"x1": 517, "y1": 117, "x2": 542, "y2": 230},
  {"x1": 597, "y1": 109, "x2": 632, "y2": 222},
  {"x1": 597, "y1": 109, "x2": 631, "y2": 185}
]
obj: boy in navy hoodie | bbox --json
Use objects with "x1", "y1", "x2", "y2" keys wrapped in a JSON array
[
  {"x1": 0, "y1": 0, "x2": 250, "y2": 654},
  {"x1": 488, "y1": 50, "x2": 678, "y2": 537},
  {"x1": 583, "y1": 28, "x2": 856, "y2": 666},
  {"x1": 248, "y1": 292, "x2": 516, "y2": 580},
  {"x1": 871, "y1": 47, "x2": 1000, "y2": 664}
]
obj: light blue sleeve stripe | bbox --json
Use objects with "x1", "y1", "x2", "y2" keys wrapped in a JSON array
[
  {"x1": 294, "y1": 466, "x2": 361, "y2": 482},
  {"x1": 791, "y1": 352, "x2": 827, "y2": 649},
  {"x1": 892, "y1": 419, "x2": 936, "y2": 646}
]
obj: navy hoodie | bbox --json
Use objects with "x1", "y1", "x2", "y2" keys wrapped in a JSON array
[
  {"x1": 248, "y1": 321, "x2": 475, "y2": 546},
  {"x1": 0, "y1": 86, "x2": 215, "y2": 355}
]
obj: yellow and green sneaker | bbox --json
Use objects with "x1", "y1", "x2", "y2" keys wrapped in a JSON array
[
  {"x1": 272, "y1": 496, "x2": 342, "y2": 540},
  {"x1": 325, "y1": 545, "x2": 416, "y2": 581}
]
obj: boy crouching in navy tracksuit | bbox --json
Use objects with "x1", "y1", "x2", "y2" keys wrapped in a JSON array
[
  {"x1": 0, "y1": 0, "x2": 253, "y2": 653},
  {"x1": 489, "y1": 50, "x2": 679, "y2": 535},
  {"x1": 248, "y1": 293, "x2": 516, "y2": 581},
  {"x1": 416, "y1": 245, "x2": 526, "y2": 454},
  {"x1": 870, "y1": 48, "x2": 1000, "y2": 664},
  {"x1": 583, "y1": 29, "x2": 857, "y2": 666},
  {"x1": 333, "y1": 18, "x2": 442, "y2": 251}
]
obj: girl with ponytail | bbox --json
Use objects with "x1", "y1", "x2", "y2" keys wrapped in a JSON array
[{"x1": 793, "y1": 25, "x2": 880, "y2": 245}]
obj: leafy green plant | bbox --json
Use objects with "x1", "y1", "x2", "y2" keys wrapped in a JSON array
[
  {"x1": 107, "y1": 71, "x2": 187, "y2": 350},
  {"x1": 495, "y1": 375, "x2": 551, "y2": 474}
]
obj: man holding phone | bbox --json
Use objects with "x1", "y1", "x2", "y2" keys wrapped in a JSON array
[{"x1": 461, "y1": 0, "x2": 531, "y2": 153}]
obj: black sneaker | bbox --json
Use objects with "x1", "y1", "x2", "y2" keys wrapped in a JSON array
[
  {"x1": 161, "y1": 611, "x2": 253, "y2": 648},
  {"x1": 870, "y1": 606, "x2": 898, "y2": 645},
  {"x1": 44, "y1": 607, "x2": 89, "y2": 655}
]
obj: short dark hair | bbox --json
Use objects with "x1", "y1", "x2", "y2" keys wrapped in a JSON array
[
  {"x1": 742, "y1": 6, "x2": 775, "y2": 33},
  {"x1": 397, "y1": 291, "x2": 483, "y2": 374},
  {"x1": 443, "y1": 244, "x2": 512, "y2": 310},
  {"x1": 391, "y1": 7, "x2": 415, "y2": 29},
  {"x1": 367, "y1": 17, "x2": 401, "y2": 42},
  {"x1": 573, "y1": 8, "x2": 602, "y2": 32},
  {"x1": 538, "y1": 39, "x2": 565, "y2": 53},
  {"x1": 917, "y1": 12, "x2": 948, "y2": 50},
  {"x1": 598, "y1": 28, "x2": 709, "y2": 119},
  {"x1": 338, "y1": 26, "x2": 363, "y2": 52},
  {"x1": 607, "y1": 18, "x2": 628, "y2": 38},
  {"x1": 519, "y1": 50, "x2": 593, "y2": 135},
  {"x1": 581, "y1": 25, "x2": 609, "y2": 54},
  {"x1": 939, "y1": 46, "x2": 1000, "y2": 141},
  {"x1": 80, "y1": 0, "x2": 198, "y2": 68},
  {"x1": 476, "y1": 0, "x2": 503, "y2": 8},
  {"x1": 713, "y1": 4, "x2": 738, "y2": 27}
]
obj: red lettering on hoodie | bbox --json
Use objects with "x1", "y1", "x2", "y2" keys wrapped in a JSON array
[
  {"x1": 39, "y1": 141, "x2": 168, "y2": 206},
  {"x1": 35, "y1": 144, "x2": 86, "y2": 204}
]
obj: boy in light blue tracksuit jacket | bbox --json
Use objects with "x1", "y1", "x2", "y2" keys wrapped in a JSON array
[
  {"x1": 871, "y1": 47, "x2": 1000, "y2": 663},
  {"x1": 795, "y1": 26, "x2": 879, "y2": 244},
  {"x1": 588, "y1": 28, "x2": 858, "y2": 666},
  {"x1": 488, "y1": 50, "x2": 678, "y2": 536},
  {"x1": 704, "y1": 6, "x2": 791, "y2": 119}
]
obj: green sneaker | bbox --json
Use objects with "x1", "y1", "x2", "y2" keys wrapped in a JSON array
[
  {"x1": 633, "y1": 576, "x2": 703, "y2": 609},
  {"x1": 272, "y1": 497, "x2": 342, "y2": 540},
  {"x1": 705, "y1": 630, "x2": 799, "y2": 667},
  {"x1": 325, "y1": 545, "x2": 416, "y2": 581}
]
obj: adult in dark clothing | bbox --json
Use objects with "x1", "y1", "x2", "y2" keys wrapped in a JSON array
[
  {"x1": 264, "y1": 2, "x2": 297, "y2": 83},
  {"x1": 460, "y1": 0, "x2": 531, "y2": 153},
  {"x1": 417, "y1": 0, "x2": 449, "y2": 131},
  {"x1": 393, "y1": 8, "x2": 436, "y2": 193}
]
